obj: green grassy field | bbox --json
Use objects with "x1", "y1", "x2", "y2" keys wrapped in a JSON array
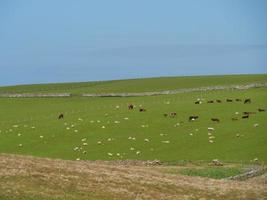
[
  {"x1": 0, "y1": 75, "x2": 266, "y2": 163},
  {"x1": 0, "y1": 74, "x2": 267, "y2": 94}
]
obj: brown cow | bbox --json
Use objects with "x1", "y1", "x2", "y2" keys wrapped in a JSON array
[
  {"x1": 169, "y1": 112, "x2": 177, "y2": 118},
  {"x1": 235, "y1": 98, "x2": 242, "y2": 102},
  {"x1": 216, "y1": 100, "x2": 222, "y2": 103},
  {"x1": 128, "y1": 104, "x2": 134, "y2": 110},
  {"x1": 211, "y1": 118, "x2": 220, "y2": 123}
]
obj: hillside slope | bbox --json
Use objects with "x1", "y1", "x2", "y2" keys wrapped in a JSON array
[
  {"x1": 0, "y1": 154, "x2": 266, "y2": 200},
  {"x1": 0, "y1": 74, "x2": 267, "y2": 94}
]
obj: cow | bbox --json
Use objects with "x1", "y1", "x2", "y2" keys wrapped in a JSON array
[
  {"x1": 58, "y1": 113, "x2": 64, "y2": 119},
  {"x1": 211, "y1": 118, "x2": 220, "y2": 123},
  {"x1": 207, "y1": 100, "x2": 214, "y2": 103},
  {"x1": 169, "y1": 112, "x2": 177, "y2": 118},
  {"x1": 226, "y1": 99, "x2": 233, "y2": 102},
  {"x1": 216, "y1": 100, "x2": 222, "y2": 103},
  {"x1": 189, "y1": 116, "x2": 199, "y2": 121},
  {"x1": 258, "y1": 108, "x2": 265, "y2": 112},
  {"x1": 243, "y1": 111, "x2": 256, "y2": 115},
  {"x1": 244, "y1": 98, "x2": 251, "y2": 104},
  {"x1": 235, "y1": 98, "x2": 242, "y2": 102},
  {"x1": 195, "y1": 101, "x2": 200, "y2": 104},
  {"x1": 128, "y1": 104, "x2": 134, "y2": 110},
  {"x1": 139, "y1": 108, "x2": 146, "y2": 112},
  {"x1": 242, "y1": 115, "x2": 249, "y2": 119}
]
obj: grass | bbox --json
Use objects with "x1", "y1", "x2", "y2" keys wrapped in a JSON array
[
  {"x1": 0, "y1": 74, "x2": 266, "y2": 94},
  {"x1": 178, "y1": 167, "x2": 244, "y2": 179},
  {"x1": 0, "y1": 85, "x2": 266, "y2": 163}
]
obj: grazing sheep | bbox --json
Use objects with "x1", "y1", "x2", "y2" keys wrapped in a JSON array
[
  {"x1": 144, "y1": 138, "x2": 150, "y2": 142},
  {"x1": 107, "y1": 153, "x2": 113, "y2": 156},
  {"x1": 161, "y1": 140, "x2": 170, "y2": 144},
  {"x1": 208, "y1": 127, "x2": 215, "y2": 131}
]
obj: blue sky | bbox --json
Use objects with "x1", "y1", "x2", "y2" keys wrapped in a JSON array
[{"x1": 0, "y1": 0, "x2": 267, "y2": 86}]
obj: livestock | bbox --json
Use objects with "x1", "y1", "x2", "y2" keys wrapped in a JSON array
[
  {"x1": 226, "y1": 99, "x2": 233, "y2": 102},
  {"x1": 195, "y1": 101, "x2": 201, "y2": 104},
  {"x1": 244, "y1": 98, "x2": 251, "y2": 104},
  {"x1": 258, "y1": 108, "x2": 265, "y2": 112},
  {"x1": 189, "y1": 116, "x2": 199, "y2": 121},
  {"x1": 128, "y1": 104, "x2": 134, "y2": 110},
  {"x1": 207, "y1": 100, "x2": 214, "y2": 103},
  {"x1": 211, "y1": 118, "x2": 220, "y2": 123},
  {"x1": 235, "y1": 98, "x2": 242, "y2": 102},
  {"x1": 163, "y1": 113, "x2": 168, "y2": 117},
  {"x1": 169, "y1": 112, "x2": 177, "y2": 118},
  {"x1": 139, "y1": 108, "x2": 146, "y2": 112},
  {"x1": 242, "y1": 115, "x2": 249, "y2": 119},
  {"x1": 216, "y1": 100, "x2": 222, "y2": 103},
  {"x1": 243, "y1": 111, "x2": 256, "y2": 115},
  {"x1": 58, "y1": 113, "x2": 64, "y2": 119}
]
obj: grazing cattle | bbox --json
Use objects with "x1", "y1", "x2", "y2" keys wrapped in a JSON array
[
  {"x1": 195, "y1": 101, "x2": 200, "y2": 104},
  {"x1": 211, "y1": 118, "x2": 220, "y2": 123},
  {"x1": 258, "y1": 108, "x2": 265, "y2": 112},
  {"x1": 163, "y1": 113, "x2": 168, "y2": 117},
  {"x1": 244, "y1": 98, "x2": 251, "y2": 104},
  {"x1": 216, "y1": 100, "x2": 222, "y2": 103},
  {"x1": 235, "y1": 98, "x2": 242, "y2": 102},
  {"x1": 242, "y1": 115, "x2": 249, "y2": 119},
  {"x1": 231, "y1": 117, "x2": 238, "y2": 121},
  {"x1": 207, "y1": 100, "x2": 214, "y2": 103},
  {"x1": 128, "y1": 104, "x2": 134, "y2": 110},
  {"x1": 58, "y1": 113, "x2": 64, "y2": 119},
  {"x1": 189, "y1": 116, "x2": 199, "y2": 121},
  {"x1": 226, "y1": 99, "x2": 233, "y2": 102},
  {"x1": 139, "y1": 108, "x2": 146, "y2": 112},
  {"x1": 169, "y1": 112, "x2": 177, "y2": 118},
  {"x1": 243, "y1": 111, "x2": 256, "y2": 115}
]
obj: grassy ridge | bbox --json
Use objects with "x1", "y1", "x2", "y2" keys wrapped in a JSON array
[{"x1": 0, "y1": 74, "x2": 267, "y2": 94}]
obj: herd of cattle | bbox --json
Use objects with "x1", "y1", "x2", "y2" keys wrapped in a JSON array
[{"x1": 58, "y1": 97, "x2": 265, "y2": 124}]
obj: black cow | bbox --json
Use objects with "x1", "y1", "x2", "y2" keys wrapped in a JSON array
[
  {"x1": 226, "y1": 99, "x2": 233, "y2": 102},
  {"x1": 211, "y1": 118, "x2": 220, "y2": 123},
  {"x1": 139, "y1": 108, "x2": 146, "y2": 112},
  {"x1": 189, "y1": 116, "x2": 199, "y2": 121},
  {"x1": 258, "y1": 108, "x2": 265, "y2": 112},
  {"x1": 242, "y1": 115, "x2": 249, "y2": 119},
  {"x1": 244, "y1": 98, "x2": 251, "y2": 104},
  {"x1": 58, "y1": 113, "x2": 64, "y2": 119}
]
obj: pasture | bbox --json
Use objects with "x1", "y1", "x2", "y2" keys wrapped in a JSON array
[{"x1": 0, "y1": 84, "x2": 266, "y2": 163}]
